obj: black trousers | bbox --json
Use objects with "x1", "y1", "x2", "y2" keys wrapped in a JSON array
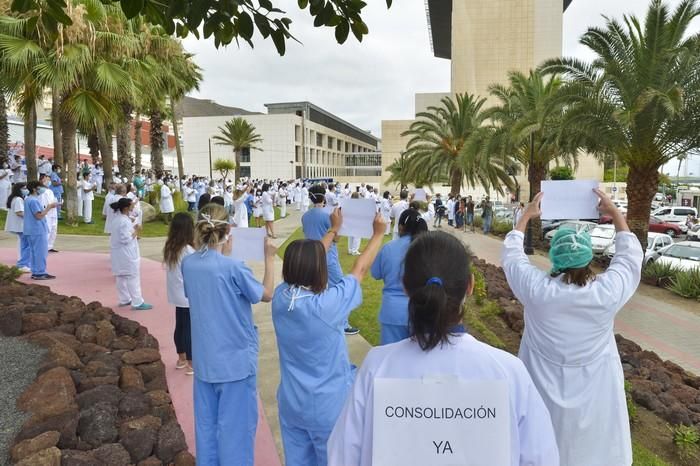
[{"x1": 174, "y1": 307, "x2": 192, "y2": 360}]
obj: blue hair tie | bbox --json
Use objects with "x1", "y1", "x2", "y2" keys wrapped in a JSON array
[{"x1": 426, "y1": 277, "x2": 443, "y2": 287}]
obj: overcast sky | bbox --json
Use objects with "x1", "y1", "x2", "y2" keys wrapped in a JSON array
[{"x1": 184, "y1": 0, "x2": 699, "y2": 138}]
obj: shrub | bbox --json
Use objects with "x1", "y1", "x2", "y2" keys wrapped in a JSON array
[
  {"x1": 624, "y1": 380, "x2": 637, "y2": 424},
  {"x1": 667, "y1": 269, "x2": 700, "y2": 300},
  {"x1": 490, "y1": 220, "x2": 513, "y2": 236},
  {"x1": 471, "y1": 267, "x2": 487, "y2": 305},
  {"x1": 671, "y1": 424, "x2": 700, "y2": 461},
  {"x1": 642, "y1": 261, "x2": 681, "y2": 284},
  {"x1": 173, "y1": 191, "x2": 188, "y2": 212},
  {"x1": 0, "y1": 264, "x2": 21, "y2": 283}
]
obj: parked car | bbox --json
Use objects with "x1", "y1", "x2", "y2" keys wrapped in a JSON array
[
  {"x1": 648, "y1": 216, "x2": 684, "y2": 237},
  {"x1": 688, "y1": 224, "x2": 700, "y2": 242},
  {"x1": 613, "y1": 201, "x2": 628, "y2": 214},
  {"x1": 605, "y1": 232, "x2": 673, "y2": 264},
  {"x1": 651, "y1": 206, "x2": 697, "y2": 232},
  {"x1": 654, "y1": 193, "x2": 665, "y2": 201},
  {"x1": 544, "y1": 221, "x2": 597, "y2": 243},
  {"x1": 590, "y1": 225, "x2": 617, "y2": 255},
  {"x1": 655, "y1": 241, "x2": 700, "y2": 271}
]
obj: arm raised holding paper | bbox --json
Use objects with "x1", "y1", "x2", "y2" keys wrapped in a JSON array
[{"x1": 350, "y1": 214, "x2": 386, "y2": 283}]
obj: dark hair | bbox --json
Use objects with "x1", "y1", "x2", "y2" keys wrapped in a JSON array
[
  {"x1": 404, "y1": 232, "x2": 472, "y2": 351},
  {"x1": 551, "y1": 266, "x2": 595, "y2": 287},
  {"x1": 210, "y1": 196, "x2": 225, "y2": 207},
  {"x1": 262, "y1": 184, "x2": 270, "y2": 192},
  {"x1": 383, "y1": 191, "x2": 390, "y2": 199},
  {"x1": 26, "y1": 180, "x2": 42, "y2": 194},
  {"x1": 282, "y1": 239, "x2": 328, "y2": 293},
  {"x1": 52, "y1": 164, "x2": 60, "y2": 171},
  {"x1": 163, "y1": 213, "x2": 195, "y2": 269},
  {"x1": 7, "y1": 182, "x2": 26, "y2": 209},
  {"x1": 398, "y1": 209, "x2": 428, "y2": 239},
  {"x1": 110, "y1": 197, "x2": 132, "y2": 213},
  {"x1": 197, "y1": 193, "x2": 211, "y2": 211},
  {"x1": 400, "y1": 190, "x2": 408, "y2": 200},
  {"x1": 39, "y1": 173, "x2": 49, "y2": 182},
  {"x1": 308, "y1": 184, "x2": 326, "y2": 205}
]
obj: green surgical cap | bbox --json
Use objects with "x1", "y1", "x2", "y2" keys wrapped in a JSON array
[{"x1": 549, "y1": 227, "x2": 593, "y2": 274}]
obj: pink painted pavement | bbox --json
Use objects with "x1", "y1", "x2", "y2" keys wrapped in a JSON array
[{"x1": 0, "y1": 247, "x2": 282, "y2": 466}]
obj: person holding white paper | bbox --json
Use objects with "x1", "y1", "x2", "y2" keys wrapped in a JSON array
[
  {"x1": 272, "y1": 209, "x2": 385, "y2": 466},
  {"x1": 329, "y1": 231, "x2": 559, "y2": 466},
  {"x1": 232, "y1": 184, "x2": 252, "y2": 228},
  {"x1": 347, "y1": 192, "x2": 362, "y2": 256},
  {"x1": 261, "y1": 183, "x2": 276, "y2": 238},
  {"x1": 501, "y1": 191, "x2": 642, "y2": 466}
]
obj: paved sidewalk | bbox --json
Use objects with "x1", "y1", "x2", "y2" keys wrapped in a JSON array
[{"x1": 442, "y1": 226, "x2": 700, "y2": 374}]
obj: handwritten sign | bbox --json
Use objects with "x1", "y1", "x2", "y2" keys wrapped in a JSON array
[
  {"x1": 414, "y1": 189, "x2": 427, "y2": 201},
  {"x1": 229, "y1": 227, "x2": 266, "y2": 262},
  {"x1": 338, "y1": 198, "x2": 376, "y2": 239},
  {"x1": 372, "y1": 378, "x2": 510, "y2": 466},
  {"x1": 541, "y1": 180, "x2": 599, "y2": 220}
]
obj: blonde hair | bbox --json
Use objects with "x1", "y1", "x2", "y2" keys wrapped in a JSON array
[{"x1": 194, "y1": 204, "x2": 229, "y2": 249}]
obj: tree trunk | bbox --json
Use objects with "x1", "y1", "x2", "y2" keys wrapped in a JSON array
[
  {"x1": 234, "y1": 149, "x2": 241, "y2": 183},
  {"x1": 61, "y1": 114, "x2": 78, "y2": 225},
  {"x1": 134, "y1": 114, "x2": 142, "y2": 174},
  {"x1": 87, "y1": 132, "x2": 99, "y2": 165},
  {"x1": 116, "y1": 120, "x2": 132, "y2": 181},
  {"x1": 0, "y1": 91, "x2": 9, "y2": 166},
  {"x1": 98, "y1": 127, "x2": 113, "y2": 187},
  {"x1": 149, "y1": 110, "x2": 164, "y2": 177},
  {"x1": 626, "y1": 165, "x2": 658, "y2": 246},
  {"x1": 170, "y1": 99, "x2": 184, "y2": 190},
  {"x1": 449, "y1": 166, "x2": 462, "y2": 197},
  {"x1": 24, "y1": 104, "x2": 37, "y2": 181},
  {"x1": 51, "y1": 89, "x2": 63, "y2": 167},
  {"x1": 528, "y1": 163, "x2": 547, "y2": 247}
]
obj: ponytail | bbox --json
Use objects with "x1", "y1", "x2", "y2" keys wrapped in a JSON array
[
  {"x1": 398, "y1": 208, "x2": 428, "y2": 240},
  {"x1": 403, "y1": 232, "x2": 472, "y2": 351}
]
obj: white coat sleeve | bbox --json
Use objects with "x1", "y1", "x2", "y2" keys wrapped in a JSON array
[
  {"x1": 501, "y1": 230, "x2": 548, "y2": 305},
  {"x1": 116, "y1": 219, "x2": 133, "y2": 245},
  {"x1": 594, "y1": 231, "x2": 643, "y2": 312}
]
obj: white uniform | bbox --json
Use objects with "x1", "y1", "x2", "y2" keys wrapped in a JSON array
[
  {"x1": 501, "y1": 230, "x2": 643, "y2": 466},
  {"x1": 294, "y1": 186, "x2": 302, "y2": 210},
  {"x1": 278, "y1": 188, "x2": 287, "y2": 218},
  {"x1": 232, "y1": 194, "x2": 249, "y2": 228},
  {"x1": 81, "y1": 179, "x2": 95, "y2": 223},
  {"x1": 390, "y1": 200, "x2": 408, "y2": 240},
  {"x1": 103, "y1": 192, "x2": 120, "y2": 234},
  {"x1": 0, "y1": 168, "x2": 11, "y2": 210},
  {"x1": 160, "y1": 184, "x2": 175, "y2": 214},
  {"x1": 38, "y1": 159, "x2": 52, "y2": 176},
  {"x1": 261, "y1": 191, "x2": 275, "y2": 222},
  {"x1": 328, "y1": 334, "x2": 559, "y2": 465},
  {"x1": 127, "y1": 192, "x2": 142, "y2": 226},
  {"x1": 109, "y1": 213, "x2": 143, "y2": 306},
  {"x1": 40, "y1": 188, "x2": 58, "y2": 250},
  {"x1": 380, "y1": 198, "x2": 392, "y2": 235},
  {"x1": 76, "y1": 178, "x2": 83, "y2": 219},
  {"x1": 300, "y1": 187, "x2": 310, "y2": 213}
]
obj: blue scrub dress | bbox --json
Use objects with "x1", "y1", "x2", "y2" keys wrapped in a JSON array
[
  {"x1": 182, "y1": 250, "x2": 264, "y2": 466},
  {"x1": 371, "y1": 235, "x2": 412, "y2": 345},
  {"x1": 272, "y1": 276, "x2": 362, "y2": 466},
  {"x1": 302, "y1": 207, "x2": 343, "y2": 285},
  {"x1": 23, "y1": 196, "x2": 49, "y2": 276}
]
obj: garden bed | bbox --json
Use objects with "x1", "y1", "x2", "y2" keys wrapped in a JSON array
[{"x1": 0, "y1": 278, "x2": 194, "y2": 466}]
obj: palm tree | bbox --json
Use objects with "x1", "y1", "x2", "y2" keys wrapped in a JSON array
[
  {"x1": 385, "y1": 151, "x2": 412, "y2": 191},
  {"x1": 149, "y1": 110, "x2": 164, "y2": 176},
  {"x1": 0, "y1": 90, "x2": 7, "y2": 166},
  {"x1": 212, "y1": 117, "x2": 263, "y2": 183},
  {"x1": 401, "y1": 93, "x2": 513, "y2": 197},
  {"x1": 541, "y1": 0, "x2": 700, "y2": 243}
]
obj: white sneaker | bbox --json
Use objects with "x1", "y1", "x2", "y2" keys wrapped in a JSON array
[{"x1": 19, "y1": 266, "x2": 31, "y2": 273}]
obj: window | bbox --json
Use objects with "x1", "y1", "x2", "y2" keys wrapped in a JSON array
[
  {"x1": 316, "y1": 133, "x2": 323, "y2": 147},
  {"x1": 676, "y1": 208, "x2": 695, "y2": 216},
  {"x1": 295, "y1": 146, "x2": 301, "y2": 163},
  {"x1": 240, "y1": 166, "x2": 251, "y2": 178},
  {"x1": 295, "y1": 125, "x2": 301, "y2": 142},
  {"x1": 337, "y1": 140, "x2": 342, "y2": 151},
  {"x1": 296, "y1": 166, "x2": 302, "y2": 178},
  {"x1": 240, "y1": 147, "x2": 251, "y2": 163},
  {"x1": 328, "y1": 136, "x2": 334, "y2": 149},
  {"x1": 345, "y1": 142, "x2": 350, "y2": 152}
]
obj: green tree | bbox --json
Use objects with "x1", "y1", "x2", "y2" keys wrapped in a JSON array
[
  {"x1": 549, "y1": 166, "x2": 574, "y2": 180},
  {"x1": 402, "y1": 94, "x2": 512, "y2": 197},
  {"x1": 212, "y1": 117, "x2": 263, "y2": 183},
  {"x1": 542, "y1": 0, "x2": 700, "y2": 243},
  {"x1": 213, "y1": 158, "x2": 235, "y2": 182},
  {"x1": 0, "y1": 90, "x2": 7, "y2": 166},
  {"x1": 385, "y1": 152, "x2": 412, "y2": 191}
]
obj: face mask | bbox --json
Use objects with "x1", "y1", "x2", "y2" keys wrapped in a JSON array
[
  {"x1": 38, "y1": 187, "x2": 46, "y2": 195},
  {"x1": 43, "y1": 179, "x2": 51, "y2": 187},
  {"x1": 20, "y1": 188, "x2": 29, "y2": 197}
]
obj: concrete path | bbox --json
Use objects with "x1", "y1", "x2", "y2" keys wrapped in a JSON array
[{"x1": 442, "y1": 226, "x2": 700, "y2": 375}]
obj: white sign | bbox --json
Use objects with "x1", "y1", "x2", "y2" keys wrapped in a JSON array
[
  {"x1": 372, "y1": 378, "x2": 510, "y2": 466},
  {"x1": 414, "y1": 189, "x2": 427, "y2": 201},
  {"x1": 541, "y1": 180, "x2": 599, "y2": 220},
  {"x1": 229, "y1": 227, "x2": 266, "y2": 262},
  {"x1": 338, "y1": 198, "x2": 376, "y2": 239}
]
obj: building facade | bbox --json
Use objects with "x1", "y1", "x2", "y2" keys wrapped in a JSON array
[{"x1": 180, "y1": 97, "x2": 381, "y2": 183}]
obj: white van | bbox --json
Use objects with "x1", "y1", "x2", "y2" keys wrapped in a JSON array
[{"x1": 651, "y1": 206, "x2": 697, "y2": 232}]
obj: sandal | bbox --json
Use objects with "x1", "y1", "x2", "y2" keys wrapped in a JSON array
[{"x1": 176, "y1": 361, "x2": 188, "y2": 370}]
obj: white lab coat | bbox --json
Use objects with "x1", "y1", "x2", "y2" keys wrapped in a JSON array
[
  {"x1": 501, "y1": 230, "x2": 643, "y2": 466},
  {"x1": 0, "y1": 168, "x2": 12, "y2": 210},
  {"x1": 160, "y1": 184, "x2": 175, "y2": 213},
  {"x1": 109, "y1": 213, "x2": 140, "y2": 276},
  {"x1": 328, "y1": 334, "x2": 559, "y2": 466}
]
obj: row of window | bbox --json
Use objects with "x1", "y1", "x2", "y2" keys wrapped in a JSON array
[
  {"x1": 295, "y1": 166, "x2": 382, "y2": 179},
  {"x1": 294, "y1": 146, "x2": 381, "y2": 167},
  {"x1": 294, "y1": 125, "x2": 375, "y2": 154}
]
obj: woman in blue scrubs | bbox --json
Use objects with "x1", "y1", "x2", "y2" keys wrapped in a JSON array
[
  {"x1": 23, "y1": 181, "x2": 56, "y2": 280},
  {"x1": 371, "y1": 208, "x2": 428, "y2": 344},
  {"x1": 272, "y1": 208, "x2": 386, "y2": 466},
  {"x1": 181, "y1": 203, "x2": 276, "y2": 466}
]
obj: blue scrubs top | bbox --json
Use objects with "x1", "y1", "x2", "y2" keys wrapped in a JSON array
[
  {"x1": 182, "y1": 251, "x2": 264, "y2": 383},
  {"x1": 302, "y1": 207, "x2": 343, "y2": 285},
  {"x1": 50, "y1": 172, "x2": 63, "y2": 196},
  {"x1": 272, "y1": 275, "x2": 362, "y2": 430},
  {"x1": 371, "y1": 235, "x2": 411, "y2": 326},
  {"x1": 23, "y1": 196, "x2": 48, "y2": 236}
]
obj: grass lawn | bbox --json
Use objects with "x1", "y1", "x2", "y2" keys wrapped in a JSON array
[
  {"x1": 632, "y1": 442, "x2": 670, "y2": 466},
  {"x1": 0, "y1": 196, "x2": 282, "y2": 238}
]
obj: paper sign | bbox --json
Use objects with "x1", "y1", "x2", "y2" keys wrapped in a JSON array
[
  {"x1": 372, "y1": 378, "x2": 510, "y2": 466},
  {"x1": 229, "y1": 227, "x2": 266, "y2": 262},
  {"x1": 321, "y1": 205, "x2": 335, "y2": 216},
  {"x1": 414, "y1": 189, "x2": 427, "y2": 201},
  {"x1": 338, "y1": 198, "x2": 376, "y2": 239},
  {"x1": 541, "y1": 180, "x2": 599, "y2": 220}
]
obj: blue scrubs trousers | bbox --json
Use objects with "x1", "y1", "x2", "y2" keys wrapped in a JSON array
[
  {"x1": 280, "y1": 417, "x2": 333, "y2": 466},
  {"x1": 15, "y1": 233, "x2": 31, "y2": 268},
  {"x1": 194, "y1": 375, "x2": 257, "y2": 466},
  {"x1": 380, "y1": 324, "x2": 410, "y2": 345},
  {"x1": 26, "y1": 234, "x2": 48, "y2": 276}
]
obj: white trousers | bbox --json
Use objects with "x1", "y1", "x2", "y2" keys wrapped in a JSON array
[
  {"x1": 348, "y1": 237, "x2": 361, "y2": 254},
  {"x1": 77, "y1": 198, "x2": 83, "y2": 218},
  {"x1": 83, "y1": 198, "x2": 93, "y2": 223},
  {"x1": 280, "y1": 201, "x2": 287, "y2": 218},
  {"x1": 47, "y1": 218, "x2": 58, "y2": 250},
  {"x1": 295, "y1": 200, "x2": 301, "y2": 211},
  {"x1": 115, "y1": 274, "x2": 144, "y2": 306},
  {"x1": 301, "y1": 203, "x2": 309, "y2": 213}
]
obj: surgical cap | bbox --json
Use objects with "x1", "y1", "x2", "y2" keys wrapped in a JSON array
[{"x1": 549, "y1": 227, "x2": 593, "y2": 274}]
